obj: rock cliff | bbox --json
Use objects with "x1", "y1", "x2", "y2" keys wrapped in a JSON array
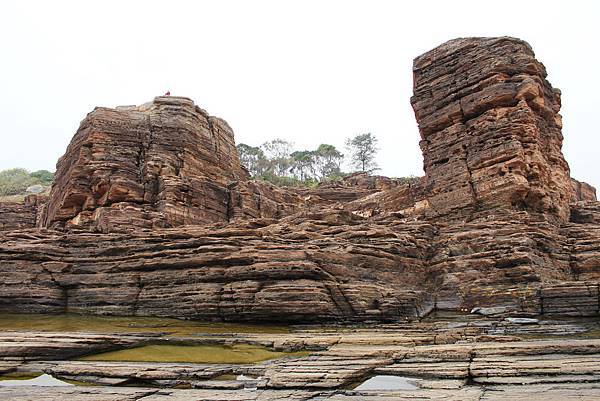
[
  {"x1": 38, "y1": 97, "x2": 315, "y2": 232},
  {"x1": 0, "y1": 37, "x2": 598, "y2": 323},
  {"x1": 411, "y1": 37, "x2": 572, "y2": 222}
]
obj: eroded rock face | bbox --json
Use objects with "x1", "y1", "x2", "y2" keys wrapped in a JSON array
[
  {"x1": 0, "y1": 212, "x2": 435, "y2": 322},
  {"x1": 0, "y1": 37, "x2": 599, "y2": 323},
  {"x1": 571, "y1": 178, "x2": 597, "y2": 202},
  {"x1": 41, "y1": 97, "x2": 250, "y2": 231},
  {"x1": 411, "y1": 37, "x2": 572, "y2": 222},
  {"x1": 0, "y1": 195, "x2": 46, "y2": 231}
]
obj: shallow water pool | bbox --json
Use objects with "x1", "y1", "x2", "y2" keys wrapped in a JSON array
[
  {"x1": 79, "y1": 343, "x2": 309, "y2": 364},
  {"x1": 0, "y1": 373, "x2": 72, "y2": 387},
  {"x1": 0, "y1": 313, "x2": 289, "y2": 335}
]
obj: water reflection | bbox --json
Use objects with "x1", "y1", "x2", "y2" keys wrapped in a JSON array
[
  {"x1": 0, "y1": 374, "x2": 72, "y2": 387},
  {"x1": 354, "y1": 375, "x2": 420, "y2": 391}
]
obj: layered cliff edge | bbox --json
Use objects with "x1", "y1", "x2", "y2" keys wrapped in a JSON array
[{"x1": 0, "y1": 36, "x2": 599, "y2": 323}]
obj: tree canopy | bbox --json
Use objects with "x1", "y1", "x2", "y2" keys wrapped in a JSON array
[
  {"x1": 345, "y1": 133, "x2": 379, "y2": 173},
  {"x1": 237, "y1": 139, "x2": 346, "y2": 186}
]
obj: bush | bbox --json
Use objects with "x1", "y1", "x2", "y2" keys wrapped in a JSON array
[
  {"x1": 30, "y1": 170, "x2": 54, "y2": 184},
  {"x1": 0, "y1": 168, "x2": 54, "y2": 196}
]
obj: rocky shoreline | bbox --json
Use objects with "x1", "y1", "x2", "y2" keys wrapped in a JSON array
[
  {"x1": 1, "y1": 312, "x2": 599, "y2": 399},
  {"x1": 1, "y1": 36, "x2": 600, "y2": 399}
]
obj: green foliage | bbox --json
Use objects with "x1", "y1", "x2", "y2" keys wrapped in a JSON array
[
  {"x1": 290, "y1": 150, "x2": 315, "y2": 181},
  {"x1": 397, "y1": 175, "x2": 420, "y2": 185},
  {"x1": 238, "y1": 139, "x2": 347, "y2": 187},
  {"x1": 345, "y1": 133, "x2": 379, "y2": 173},
  {"x1": 237, "y1": 144, "x2": 269, "y2": 177},
  {"x1": 0, "y1": 168, "x2": 54, "y2": 196},
  {"x1": 30, "y1": 170, "x2": 54, "y2": 183},
  {"x1": 261, "y1": 139, "x2": 294, "y2": 177},
  {"x1": 257, "y1": 173, "x2": 314, "y2": 188},
  {"x1": 313, "y1": 144, "x2": 343, "y2": 179}
]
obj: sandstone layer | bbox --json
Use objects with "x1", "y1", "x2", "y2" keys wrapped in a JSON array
[
  {"x1": 37, "y1": 97, "x2": 316, "y2": 233},
  {"x1": 0, "y1": 195, "x2": 44, "y2": 231},
  {"x1": 0, "y1": 36, "x2": 599, "y2": 323},
  {"x1": 411, "y1": 37, "x2": 572, "y2": 222}
]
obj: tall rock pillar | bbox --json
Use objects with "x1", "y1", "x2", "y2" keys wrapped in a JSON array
[{"x1": 411, "y1": 37, "x2": 571, "y2": 222}]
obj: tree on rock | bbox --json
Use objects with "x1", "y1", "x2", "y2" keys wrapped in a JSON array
[
  {"x1": 290, "y1": 150, "x2": 316, "y2": 181},
  {"x1": 345, "y1": 133, "x2": 378, "y2": 173}
]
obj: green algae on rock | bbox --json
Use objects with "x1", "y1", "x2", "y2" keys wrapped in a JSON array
[
  {"x1": 0, "y1": 372, "x2": 43, "y2": 381},
  {"x1": 78, "y1": 344, "x2": 310, "y2": 364}
]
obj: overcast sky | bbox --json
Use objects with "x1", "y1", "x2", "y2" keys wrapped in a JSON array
[{"x1": 1, "y1": 1, "x2": 598, "y2": 188}]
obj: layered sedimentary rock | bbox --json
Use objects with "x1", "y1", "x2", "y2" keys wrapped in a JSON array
[
  {"x1": 2, "y1": 205, "x2": 598, "y2": 320},
  {"x1": 2, "y1": 310, "x2": 600, "y2": 399},
  {"x1": 0, "y1": 37, "x2": 599, "y2": 323},
  {"x1": 293, "y1": 172, "x2": 409, "y2": 203},
  {"x1": 40, "y1": 96, "x2": 248, "y2": 231},
  {"x1": 0, "y1": 195, "x2": 46, "y2": 231},
  {"x1": 0, "y1": 212, "x2": 434, "y2": 321},
  {"x1": 38, "y1": 97, "x2": 314, "y2": 233},
  {"x1": 571, "y1": 178, "x2": 597, "y2": 202},
  {"x1": 411, "y1": 37, "x2": 572, "y2": 222}
]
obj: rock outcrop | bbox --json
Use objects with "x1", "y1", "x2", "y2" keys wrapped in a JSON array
[
  {"x1": 2, "y1": 312, "x2": 600, "y2": 399},
  {"x1": 0, "y1": 212, "x2": 434, "y2": 322},
  {"x1": 0, "y1": 195, "x2": 46, "y2": 231},
  {"x1": 38, "y1": 97, "x2": 314, "y2": 233},
  {"x1": 40, "y1": 97, "x2": 248, "y2": 231},
  {"x1": 411, "y1": 37, "x2": 572, "y2": 222},
  {"x1": 571, "y1": 178, "x2": 597, "y2": 202},
  {"x1": 0, "y1": 37, "x2": 599, "y2": 323}
]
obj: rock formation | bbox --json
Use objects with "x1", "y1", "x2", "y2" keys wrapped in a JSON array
[
  {"x1": 0, "y1": 195, "x2": 46, "y2": 231},
  {"x1": 0, "y1": 213, "x2": 434, "y2": 321},
  {"x1": 38, "y1": 97, "x2": 314, "y2": 233},
  {"x1": 571, "y1": 178, "x2": 597, "y2": 202},
  {"x1": 40, "y1": 97, "x2": 247, "y2": 230},
  {"x1": 3, "y1": 314, "x2": 600, "y2": 399},
  {"x1": 0, "y1": 36, "x2": 599, "y2": 323},
  {"x1": 411, "y1": 37, "x2": 572, "y2": 222}
]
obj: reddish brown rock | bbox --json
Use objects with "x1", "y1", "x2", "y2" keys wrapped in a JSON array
[
  {"x1": 571, "y1": 178, "x2": 597, "y2": 202},
  {"x1": 0, "y1": 195, "x2": 46, "y2": 231},
  {"x1": 411, "y1": 37, "x2": 571, "y2": 222},
  {"x1": 0, "y1": 37, "x2": 599, "y2": 323},
  {"x1": 294, "y1": 172, "x2": 408, "y2": 203},
  {"x1": 40, "y1": 97, "x2": 249, "y2": 231},
  {"x1": 0, "y1": 213, "x2": 434, "y2": 322}
]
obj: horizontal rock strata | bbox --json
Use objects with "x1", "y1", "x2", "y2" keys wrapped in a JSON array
[
  {"x1": 0, "y1": 195, "x2": 45, "y2": 231},
  {"x1": 1, "y1": 314, "x2": 600, "y2": 399},
  {"x1": 571, "y1": 178, "x2": 597, "y2": 202},
  {"x1": 0, "y1": 212, "x2": 435, "y2": 322},
  {"x1": 1, "y1": 207, "x2": 599, "y2": 321},
  {"x1": 37, "y1": 97, "x2": 320, "y2": 233},
  {"x1": 411, "y1": 37, "x2": 572, "y2": 222},
  {"x1": 0, "y1": 37, "x2": 599, "y2": 322}
]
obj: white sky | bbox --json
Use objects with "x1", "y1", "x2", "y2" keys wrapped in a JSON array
[{"x1": 1, "y1": 1, "x2": 598, "y2": 188}]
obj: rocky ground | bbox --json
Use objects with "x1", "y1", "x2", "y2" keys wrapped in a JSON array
[{"x1": 1, "y1": 312, "x2": 599, "y2": 400}]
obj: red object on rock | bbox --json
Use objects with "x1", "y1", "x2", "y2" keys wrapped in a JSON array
[{"x1": 165, "y1": 91, "x2": 171, "y2": 96}]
